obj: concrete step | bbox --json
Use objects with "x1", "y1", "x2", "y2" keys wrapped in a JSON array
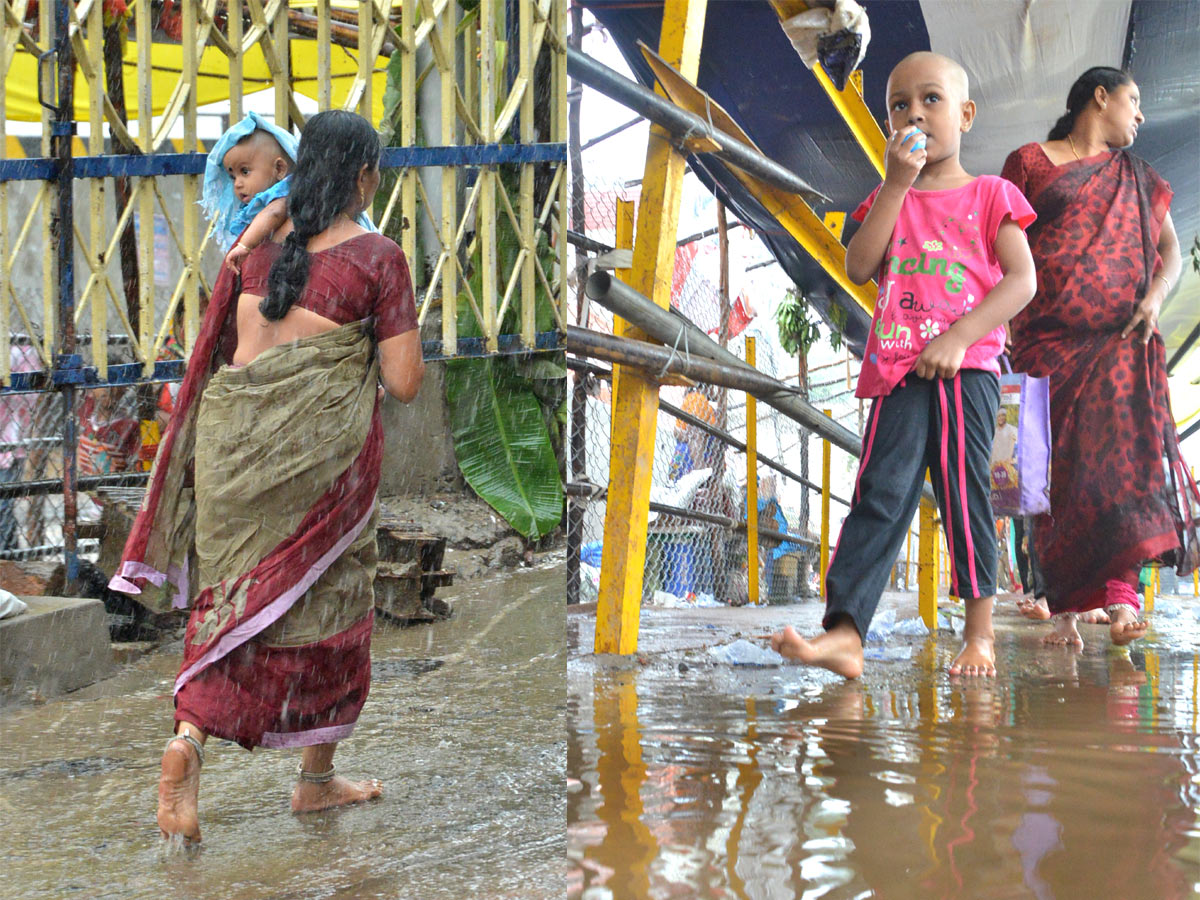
[{"x1": 0, "y1": 595, "x2": 113, "y2": 704}]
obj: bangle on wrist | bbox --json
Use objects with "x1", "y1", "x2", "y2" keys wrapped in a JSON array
[{"x1": 1155, "y1": 273, "x2": 1171, "y2": 293}]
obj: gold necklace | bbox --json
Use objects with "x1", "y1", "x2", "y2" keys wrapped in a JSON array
[{"x1": 1067, "y1": 134, "x2": 1081, "y2": 160}]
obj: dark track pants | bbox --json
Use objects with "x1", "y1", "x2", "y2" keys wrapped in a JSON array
[{"x1": 824, "y1": 371, "x2": 1000, "y2": 640}]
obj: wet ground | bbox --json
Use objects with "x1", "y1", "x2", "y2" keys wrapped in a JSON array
[
  {"x1": 1, "y1": 562, "x2": 565, "y2": 900},
  {"x1": 568, "y1": 593, "x2": 1200, "y2": 899}
]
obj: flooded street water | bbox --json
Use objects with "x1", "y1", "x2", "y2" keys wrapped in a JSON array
[
  {"x1": 1, "y1": 562, "x2": 564, "y2": 900},
  {"x1": 568, "y1": 596, "x2": 1200, "y2": 899}
]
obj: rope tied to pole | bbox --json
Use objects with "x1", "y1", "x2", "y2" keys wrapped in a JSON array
[{"x1": 657, "y1": 320, "x2": 691, "y2": 379}]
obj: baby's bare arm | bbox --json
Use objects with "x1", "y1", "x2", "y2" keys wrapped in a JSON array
[{"x1": 238, "y1": 197, "x2": 288, "y2": 252}]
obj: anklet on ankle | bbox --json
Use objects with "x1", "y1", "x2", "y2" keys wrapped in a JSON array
[
  {"x1": 296, "y1": 763, "x2": 336, "y2": 784},
  {"x1": 167, "y1": 731, "x2": 205, "y2": 766},
  {"x1": 1050, "y1": 611, "x2": 1077, "y2": 623},
  {"x1": 1104, "y1": 604, "x2": 1137, "y2": 620}
]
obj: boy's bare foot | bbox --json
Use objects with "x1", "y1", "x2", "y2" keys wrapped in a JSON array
[
  {"x1": 1016, "y1": 596, "x2": 1050, "y2": 620},
  {"x1": 950, "y1": 597, "x2": 997, "y2": 677},
  {"x1": 1042, "y1": 612, "x2": 1084, "y2": 647},
  {"x1": 158, "y1": 736, "x2": 202, "y2": 843},
  {"x1": 948, "y1": 635, "x2": 996, "y2": 676},
  {"x1": 1108, "y1": 606, "x2": 1148, "y2": 646},
  {"x1": 769, "y1": 623, "x2": 863, "y2": 679},
  {"x1": 292, "y1": 775, "x2": 383, "y2": 813}
]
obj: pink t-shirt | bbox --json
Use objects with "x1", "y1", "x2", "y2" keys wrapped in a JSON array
[{"x1": 851, "y1": 175, "x2": 1035, "y2": 398}]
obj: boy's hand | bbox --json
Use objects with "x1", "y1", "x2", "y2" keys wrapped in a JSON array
[
  {"x1": 224, "y1": 241, "x2": 250, "y2": 274},
  {"x1": 884, "y1": 126, "x2": 927, "y2": 190},
  {"x1": 914, "y1": 328, "x2": 969, "y2": 380}
]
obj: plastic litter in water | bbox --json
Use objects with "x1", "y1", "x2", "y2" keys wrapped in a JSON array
[
  {"x1": 863, "y1": 645, "x2": 914, "y2": 662},
  {"x1": 865, "y1": 608, "x2": 897, "y2": 642},
  {"x1": 708, "y1": 639, "x2": 784, "y2": 666},
  {"x1": 893, "y1": 616, "x2": 930, "y2": 637},
  {"x1": 1152, "y1": 599, "x2": 1182, "y2": 619}
]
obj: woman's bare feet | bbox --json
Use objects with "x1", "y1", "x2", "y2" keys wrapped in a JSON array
[
  {"x1": 769, "y1": 622, "x2": 863, "y2": 679},
  {"x1": 949, "y1": 597, "x2": 996, "y2": 676},
  {"x1": 292, "y1": 775, "x2": 383, "y2": 813},
  {"x1": 158, "y1": 733, "x2": 203, "y2": 843},
  {"x1": 1042, "y1": 612, "x2": 1084, "y2": 647},
  {"x1": 1108, "y1": 605, "x2": 1148, "y2": 646},
  {"x1": 1079, "y1": 608, "x2": 1110, "y2": 625},
  {"x1": 1016, "y1": 596, "x2": 1051, "y2": 620}
]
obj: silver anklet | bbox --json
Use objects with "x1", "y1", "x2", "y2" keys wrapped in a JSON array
[
  {"x1": 296, "y1": 763, "x2": 336, "y2": 784},
  {"x1": 167, "y1": 731, "x2": 205, "y2": 766},
  {"x1": 1104, "y1": 604, "x2": 1138, "y2": 620}
]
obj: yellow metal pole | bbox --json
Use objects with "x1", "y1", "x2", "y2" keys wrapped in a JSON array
[
  {"x1": 1143, "y1": 567, "x2": 1154, "y2": 614},
  {"x1": 316, "y1": 0, "x2": 331, "y2": 110},
  {"x1": 39, "y1": 3, "x2": 53, "y2": 364},
  {"x1": 819, "y1": 408, "x2": 831, "y2": 600},
  {"x1": 554, "y1": 0, "x2": 569, "y2": 329},
  {"x1": 519, "y1": 0, "x2": 536, "y2": 348},
  {"x1": 918, "y1": 498, "x2": 939, "y2": 630},
  {"x1": 595, "y1": 0, "x2": 707, "y2": 655},
  {"x1": 182, "y1": 0, "x2": 199, "y2": 351},
  {"x1": 401, "y1": 0, "x2": 417, "y2": 280},
  {"x1": 479, "y1": 0, "x2": 498, "y2": 351},
  {"x1": 439, "y1": 0, "x2": 457, "y2": 356},
  {"x1": 357, "y1": 0, "x2": 376, "y2": 121},
  {"x1": 905, "y1": 528, "x2": 913, "y2": 591},
  {"x1": 137, "y1": 0, "x2": 154, "y2": 374},
  {"x1": 0, "y1": 1, "x2": 9, "y2": 382},
  {"x1": 88, "y1": 0, "x2": 107, "y2": 381},
  {"x1": 229, "y1": 0, "x2": 244, "y2": 121},
  {"x1": 609, "y1": 198, "x2": 634, "y2": 404},
  {"x1": 274, "y1": 5, "x2": 290, "y2": 128},
  {"x1": 746, "y1": 337, "x2": 759, "y2": 606}
]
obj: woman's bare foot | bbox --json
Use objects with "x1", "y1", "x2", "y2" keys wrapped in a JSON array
[
  {"x1": 1079, "y1": 608, "x2": 1110, "y2": 625},
  {"x1": 1108, "y1": 606, "x2": 1148, "y2": 646},
  {"x1": 949, "y1": 597, "x2": 996, "y2": 676},
  {"x1": 158, "y1": 736, "x2": 202, "y2": 843},
  {"x1": 1042, "y1": 612, "x2": 1084, "y2": 648},
  {"x1": 292, "y1": 775, "x2": 383, "y2": 813},
  {"x1": 1016, "y1": 596, "x2": 1050, "y2": 620},
  {"x1": 769, "y1": 622, "x2": 863, "y2": 679}
]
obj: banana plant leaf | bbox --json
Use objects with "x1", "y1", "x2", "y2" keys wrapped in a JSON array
[{"x1": 445, "y1": 355, "x2": 564, "y2": 540}]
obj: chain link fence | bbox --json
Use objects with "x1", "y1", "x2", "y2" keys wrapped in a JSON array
[{"x1": 566, "y1": 173, "x2": 932, "y2": 608}]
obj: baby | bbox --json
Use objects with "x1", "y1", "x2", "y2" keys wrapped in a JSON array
[{"x1": 201, "y1": 111, "x2": 298, "y2": 265}]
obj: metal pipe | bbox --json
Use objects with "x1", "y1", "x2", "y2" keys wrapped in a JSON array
[
  {"x1": 567, "y1": 47, "x2": 829, "y2": 205},
  {"x1": 582, "y1": 271, "x2": 862, "y2": 455},
  {"x1": 567, "y1": 356, "x2": 851, "y2": 505},
  {"x1": 564, "y1": 484, "x2": 817, "y2": 550}
]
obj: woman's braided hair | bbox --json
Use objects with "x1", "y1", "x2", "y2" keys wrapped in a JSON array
[{"x1": 262, "y1": 110, "x2": 381, "y2": 321}]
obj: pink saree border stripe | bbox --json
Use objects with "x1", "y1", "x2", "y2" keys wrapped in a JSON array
[
  {"x1": 108, "y1": 560, "x2": 165, "y2": 593},
  {"x1": 173, "y1": 501, "x2": 376, "y2": 695},
  {"x1": 258, "y1": 723, "x2": 356, "y2": 749}
]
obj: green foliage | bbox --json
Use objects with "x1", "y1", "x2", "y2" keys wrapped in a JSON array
[
  {"x1": 442, "y1": 163, "x2": 565, "y2": 540},
  {"x1": 774, "y1": 288, "x2": 821, "y2": 356},
  {"x1": 1190, "y1": 233, "x2": 1199, "y2": 276}
]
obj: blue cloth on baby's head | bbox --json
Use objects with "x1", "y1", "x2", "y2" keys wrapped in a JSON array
[
  {"x1": 201, "y1": 111, "x2": 380, "y2": 250},
  {"x1": 202, "y1": 112, "x2": 299, "y2": 250}
]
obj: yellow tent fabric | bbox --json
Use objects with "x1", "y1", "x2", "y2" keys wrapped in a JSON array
[{"x1": 6, "y1": 39, "x2": 391, "y2": 127}]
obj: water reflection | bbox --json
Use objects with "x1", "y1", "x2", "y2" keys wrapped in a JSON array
[{"x1": 568, "y1": 636, "x2": 1200, "y2": 899}]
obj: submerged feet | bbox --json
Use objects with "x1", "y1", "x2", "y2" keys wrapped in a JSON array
[
  {"x1": 158, "y1": 735, "x2": 203, "y2": 844},
  {"x1": 292, "y1": 775, "x2": 383, "y2": 813},
  {"x1": 1108, "y1": 605, "x2": 1149, "y2": 646},
  {"x1": 1042, "y1": 612, "x2": 1084, "y2": 648},
  {"x1": 769, "y1": 623, "x2": 863, "y2": 679},
  {"x1": 1016, "y1": 596, "x2": 1051, "y2": 620}
]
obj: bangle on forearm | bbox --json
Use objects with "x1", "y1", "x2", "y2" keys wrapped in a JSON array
[
  {"x1": 234, "y1": 242, "x2": 249, "y2": 253},
  {"x1": 1155, "y1": 273, "x2": 1171, "y2": 293}
]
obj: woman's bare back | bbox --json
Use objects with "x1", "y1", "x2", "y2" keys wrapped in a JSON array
[
  {"x1": 232, "y1": 293, "x2": 341, "y2": 366},
  {"x1": 231, "y1": 218, "x2": 369, "y2": 366}
]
